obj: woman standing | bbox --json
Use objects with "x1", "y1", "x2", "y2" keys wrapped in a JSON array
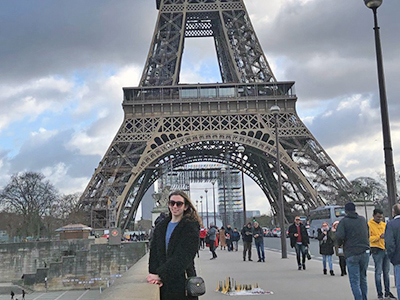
[
  {"x1": 219, "y1": 227, "x2": 227, "y2": 250},
  {"x1": 147, "y1": 190, "x2": 201, "y2": 300},
  {"x1": 331, "y1": 220, "x2": 347, "y2": 276},
  {"x1": 317, "y1": 222, "x2": 335, "y2": 275}
]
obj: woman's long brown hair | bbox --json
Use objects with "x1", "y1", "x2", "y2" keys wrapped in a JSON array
[{"x1": 168, "y1": 190, "x2": 202, "y2": 225}]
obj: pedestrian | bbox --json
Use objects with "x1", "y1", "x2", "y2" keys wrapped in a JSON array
[
  {"x1": 21, "y1": 289, "x2": 25, "y2": 300},
  {"x1": 336, "y1": 202, "x2": 370, "y2": 300},
  {"x1": 241, "y1": 222, "x2": 253, "y2": 261},
  {"x1": 199, "y1": 226, "x2": 207, "y2": 249},
  {"x1": 368, "y1": 208, "x2": 396, "y2": 299},
  {"x1": 288, "y1": 215, "x2": 310, "y2": 270},
  {"x1": 219, "y1": 226, "x2": 227, "y2": 250},
  {"x1": 208, "y1": 224, "x2": 218, "y2": 260},
  {"x1": 331, "y1": 221, "x2": 347, "y2": 276},
  {"x1": 10, "y1": 291, "x2": 14, "y2": 300},
  {"x1": 385, "y1": 203, "x2": 400, "y2": 300},
  {"x1": 253, "y1": 222, "x2": 265, "y2": 262},
  {"x1": 317, "y1": 222, "x2": 335, "y2": 275},
  {"x1": 147, "y1": 190, "x2": 201, "y2": 300},
  {"x1": 225, "y1": 225, "x2": 234, "y2": 251},
  {"x1": 231, "y1": 228, "x2": 240, "y2": 251}
]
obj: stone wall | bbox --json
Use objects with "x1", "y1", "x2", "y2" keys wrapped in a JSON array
[{"x1": 0, "y1": 240, "x2": 147, "y2": 291}]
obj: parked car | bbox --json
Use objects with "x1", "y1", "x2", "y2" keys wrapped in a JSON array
[
  {"x1": 272, "y1": 227, "x2": 281, "y2": 237},
  {"x1": 262, "y1": 227, "x2": 272, "y2": 237}
]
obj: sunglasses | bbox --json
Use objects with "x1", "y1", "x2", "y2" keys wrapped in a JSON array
[
  {"x1": 295, "y1": 219, "x2": 301, "y2": 221},
  {"x1": 168, "y1": 200, "x2": 185, "y2": 208}
]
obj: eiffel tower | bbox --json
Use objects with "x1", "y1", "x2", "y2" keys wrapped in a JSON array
[{"x1": 79, "y1": 0, "x2": 352, "y2": 230}]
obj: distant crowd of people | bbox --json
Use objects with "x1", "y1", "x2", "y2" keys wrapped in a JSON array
[
  {"x1": 127, "y1": 232, "x2": 148, "y2": 241},
  {"x1": 201, "y1": 221, "x2": 265, "y2": 262}
]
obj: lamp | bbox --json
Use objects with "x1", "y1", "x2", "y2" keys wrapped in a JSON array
[
  {"x1": 270, "y1": 105, "x2": 288, "y2": 259},
  {"x1": 221, "y1": 166, "x2": 227, "y2": 226},
  {"x1": 363, "y1": 0, "x2": 397, "y2": 216},
  {"x1": 237, "y1": 145, "x2": 247, "y2": 225}
]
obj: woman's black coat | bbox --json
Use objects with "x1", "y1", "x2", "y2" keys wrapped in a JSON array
[
  {"x1": 317, "y1": 228, "x2": 335, "y2": 255},
  {"x1": 149, "y1": 215, "x2": 200, "y2": 300}
]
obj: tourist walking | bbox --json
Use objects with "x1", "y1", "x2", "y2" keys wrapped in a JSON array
[
  {"x1": 317, "y1": 222, "x2": 335, "y2": 275},
  {"x1": 199, "y1": 226, "x2": 207, "y2": 249},
  {"x1": 368, "y1": 208, "x2": 396, "y2": 299},
  {"x1": 226, "y1": 225, "x2": 234, "y2": 251},
  {"x1": 385, "y1": 203, "x2": 400, "y2": 299},
  {"x1": 288, "y1": 216, "x2": 310, "y2": 270},
  {"x1": 219, "y1": 227, "x2": 227, "y2": 250},
  {"x1": 231, "y1": 228, "x2": 240, "y2": 251},
  {"x1": 336, "y1": 202, "x2": 370, "y2": 300},
  {"x1": 241, "y1": 222, "x2": 253, "y2": 261},
  {"x1": 208, "y1": 224, "x2": 218, "y2": 260},
  {"x1": 253, "y1": 222, "x2": 265, "y2": 262},
  {"x1": 147, "y1": 190, "x2": 201, "y2": 300},
  {"x1": 10, "y1": 291, "x2": 14, "y2": 300},
  {"x1": 332, "y1": 221, "x2": 347, "y2": 276}
]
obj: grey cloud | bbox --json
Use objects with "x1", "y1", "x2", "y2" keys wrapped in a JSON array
[
  {"x1": 9, "y1": 129, "x2": 100, "y2": 178},
  {"x1": 307, "y1": 98, "x2": 380, "y2": 149},
  {"x1": 251, "y1": 0, "x2": 400, "y2": 110},
  {"x1": 258, "y1": 0, "x2": 399, "y2": 61},
  {"x1": 0, "y1": 0, "x2": 157, "y2": 84}
]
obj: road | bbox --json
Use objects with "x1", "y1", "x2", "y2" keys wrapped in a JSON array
[
  {"x1": 0, "y1": 290, "x2": 100, "y2": 300},
  {"x1": 262, "y1": 236, "x2": 384, "y2": 273}
]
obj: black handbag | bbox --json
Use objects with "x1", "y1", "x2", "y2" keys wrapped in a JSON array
[{"x1": 185, "y1": 276, "x2": 206, "y2": 297}]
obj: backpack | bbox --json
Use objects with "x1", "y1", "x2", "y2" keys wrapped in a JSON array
[{"x1": 205, "y1": 232, "x2": 211, "y2": 245}]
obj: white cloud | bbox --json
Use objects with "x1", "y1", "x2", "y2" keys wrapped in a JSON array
[
  {"x1": 66, "y1": 65, "x2": 142, "y2": 156},
  {"x1": 31, "y1": 127, "x2": 57, "y2": 138},
  {"x1": 0, "y1": 76, "x2": 75, "y2": 132},
  {"x1": 67, "y1": 130, "x2": 111, "y2": 157}
]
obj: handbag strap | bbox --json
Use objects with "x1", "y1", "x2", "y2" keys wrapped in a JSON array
[{"x1": 186, "y1": 261, "x2": 197, "y2": 277}]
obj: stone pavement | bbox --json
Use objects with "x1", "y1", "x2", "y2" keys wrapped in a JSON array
[
  {"x1": 97, "y1": 245, "x2": 398, "y2": 300},
  {"x1": 99, "y1": 250, "x2": 159, "y2": 300}
]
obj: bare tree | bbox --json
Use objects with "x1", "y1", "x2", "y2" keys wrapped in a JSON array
[
  {"x1": 351, "y1": 176, "x2": 387, "y2": 216},
  {"x1": 0, "y1": 172, "x2": 58, "y2": 238},
  {"x1": 50, "y1": 193, "x2": 81, "y2": 220},
  {"x1": 42, "y1": 193, "x2": 87, "y2": 237}
]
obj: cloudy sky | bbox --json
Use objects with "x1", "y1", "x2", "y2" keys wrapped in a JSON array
[{"x1": 1, "y1": 0, "x2": 399, "y2": 216}]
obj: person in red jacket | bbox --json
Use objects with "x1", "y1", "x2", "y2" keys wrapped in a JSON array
[{"x1": 199, "y1": 226, "x2": 207, "y2": 249}]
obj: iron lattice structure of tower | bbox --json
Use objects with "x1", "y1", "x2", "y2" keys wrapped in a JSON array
[{"x1": 79, "y1": 0, "x2": 352, "y2": 230}]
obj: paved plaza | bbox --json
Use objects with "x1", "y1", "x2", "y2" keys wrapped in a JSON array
[{"x1": 101, "y1": 242, "x2": 397, "y2": 300}]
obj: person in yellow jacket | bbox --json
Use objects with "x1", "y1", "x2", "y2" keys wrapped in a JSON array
[{"x1": 368, "y1": 208, "x2": 396, "y2": 299}]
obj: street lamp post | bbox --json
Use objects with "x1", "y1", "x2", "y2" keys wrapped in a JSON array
[
  {"x1": 211, "y1": 180, "x2": 217, "y2": 226},
  {"x1": 270, "y1": 105, "x2": 288, "y2": 259},
  {"x1": 200, "y1": 196, "x2": 203, "y2": 225},
  {"x1": 205, "y1": 189, "x2": 209, "y2": 228},
  {"x1": 237, "y1": 145, "x2": 247, "y2": 225},
  {"x1": 221, "y1": 166, "x2": 227, "y2": 227},
  {"x1": 364, "y1": 0, "x2": 397, "y2": 215}
]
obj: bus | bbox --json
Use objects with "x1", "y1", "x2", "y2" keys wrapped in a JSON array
[{"x1": 308, "y1": 205, "x2": 346, "y2": 238}]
